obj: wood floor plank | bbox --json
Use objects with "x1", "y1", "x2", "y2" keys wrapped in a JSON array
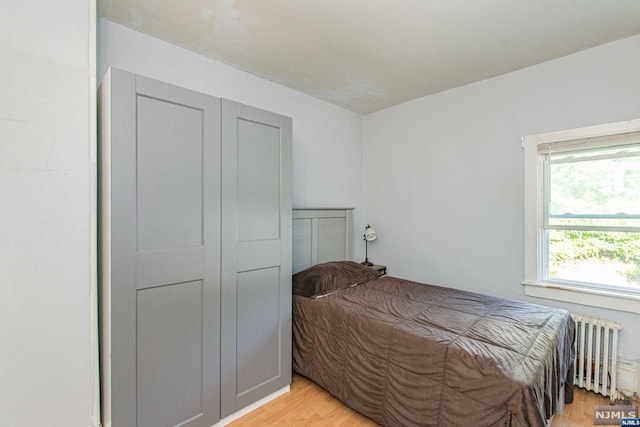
[
  {"x1": 229, "y1": 373, "x2": 630, "y2": 427},
  {"x1": 228, "y1": 375, "x2": 377, "y2": 426}
]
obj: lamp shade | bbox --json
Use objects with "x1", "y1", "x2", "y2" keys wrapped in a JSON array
[
  {"x1": 364, "y1": 226, "x2": 377, "y2": 242},
  {"x1": 362, "y1": 224, "x2": 377, "y2": 266}
]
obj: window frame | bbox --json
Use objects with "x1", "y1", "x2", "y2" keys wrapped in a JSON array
[{"x1": 522, "y1": 118, "x2": 640, "y2": 314}]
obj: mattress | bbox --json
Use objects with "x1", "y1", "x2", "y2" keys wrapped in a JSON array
[{"x1": 293, "y1": 272, "x2": 575, "y2": 427}]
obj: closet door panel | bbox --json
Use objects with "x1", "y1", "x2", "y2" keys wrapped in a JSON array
[
  {"x1": 137, "y1": 280, "x2": 203, "y2": 427},
  {"x1": 236, "y1": 118, "x2": 281, "y2": 241},
  {"x1": 236, "y1": 240, "x2": 281, "y2": 272},
  {"x1": 236, "y1": 267, "x2": 281, "y2": 393},
  {"x1": 136, "y1": 96, "x2": 203, "y2": 250},
  {"x1": 101, "y1": 68, "x2": 221, "y2": 427},
  {"x1": 136, "y1": 247, "x2": 204, "y2": 288},
  {"x1": 221, "y1": 100, "x2": 292, "y2": 417}
]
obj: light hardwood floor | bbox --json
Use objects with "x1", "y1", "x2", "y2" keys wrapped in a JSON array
[{"x1": 229, "y1": 373, "x2": 625, "y2": 427}]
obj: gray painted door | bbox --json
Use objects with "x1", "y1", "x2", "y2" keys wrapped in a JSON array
[
  {"x1": 101, "y1": 69, "x2": 221, "y2": 427},
  {"x1": 220, "y1": 100, "x2": 292, "y2": 417}
]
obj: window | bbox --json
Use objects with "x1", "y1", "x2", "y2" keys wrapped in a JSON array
[{"x1": 523, "y1": 119, "x2": 640, "y2": 314}]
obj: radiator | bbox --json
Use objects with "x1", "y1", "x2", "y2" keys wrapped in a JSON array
[{"x1": 571, "y1": 313, "x2": 623, "y2": 402}]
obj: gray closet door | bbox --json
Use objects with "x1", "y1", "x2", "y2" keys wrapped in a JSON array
[
  {"x1": 101, "y1": 69, "x2": 221, "y2": 427},
  {"x1": 220, "y1": 100, "x2": 292, "y2": 416}
]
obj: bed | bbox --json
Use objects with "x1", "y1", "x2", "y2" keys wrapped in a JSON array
[{"x1": 291, "y1": 208, "x2": 575, "y2": 427}]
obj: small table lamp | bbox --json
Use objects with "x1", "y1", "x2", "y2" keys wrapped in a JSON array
[{"x1": 361, "y1": 224, "x2": 377, "y2": 266}]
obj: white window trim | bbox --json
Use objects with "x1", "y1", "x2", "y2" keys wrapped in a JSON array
[{"x1": 522, "y1": 118, "x2": 640, "y2": 315}]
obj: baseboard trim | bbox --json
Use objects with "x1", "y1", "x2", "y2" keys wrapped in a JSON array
[
  {"x1": 213, "y1": 385, "x2": 291, "y2": 426},
  {"x1": 617, "y1": 361, "x2": 640, "y2": 396}
]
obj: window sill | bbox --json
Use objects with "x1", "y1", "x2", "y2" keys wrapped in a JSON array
[{"x1": 522, "y1": 281, "x2": 640, "y2": 314}]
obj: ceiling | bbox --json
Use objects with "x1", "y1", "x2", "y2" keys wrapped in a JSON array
[{"x1": 98, "y1": 0, "x2": 640, "y2": 114}]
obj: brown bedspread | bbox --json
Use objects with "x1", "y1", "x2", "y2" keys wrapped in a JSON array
[{"x1": 293, "y1": 275, "x2": 575, "y2": 427}]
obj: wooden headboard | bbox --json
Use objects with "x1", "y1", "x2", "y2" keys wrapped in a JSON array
[{"x1": 292, "y1": 208, "x2": 354, "y2": 273}]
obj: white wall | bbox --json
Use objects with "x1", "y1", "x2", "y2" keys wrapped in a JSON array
[
  {"x1": 97, "y1": 19, "x2": 367, "y2": 260},
  {"x1": 0, "y1": 2, "x2": 97, "y2": 427},
  {"x1": 364, "y1": 35, "x2": 640, "y2": 363}
]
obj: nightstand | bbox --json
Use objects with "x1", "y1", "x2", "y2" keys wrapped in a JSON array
[{"x1": 371, "y1": 264, "x2": 387, "y2": 275}]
